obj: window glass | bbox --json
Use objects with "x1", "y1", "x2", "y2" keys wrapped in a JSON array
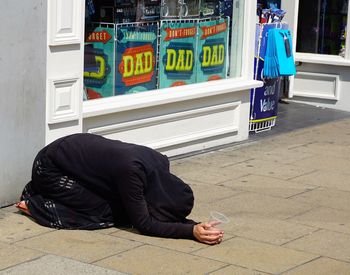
[
  {"x1": 83, "y1": 0, "x2": 244, "y2": 100},
  {"x1": 296, "y1": 0, "x2": 348, "y2": 56}
]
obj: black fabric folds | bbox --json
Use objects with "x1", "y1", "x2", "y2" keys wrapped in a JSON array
[{"x1": 20, "y1": 133, "x2": 196, "y2": 239}]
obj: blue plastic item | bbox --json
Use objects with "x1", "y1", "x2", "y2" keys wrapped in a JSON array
[{"x1": 263, "y1": 28, "x2": 296, "y2": 78}]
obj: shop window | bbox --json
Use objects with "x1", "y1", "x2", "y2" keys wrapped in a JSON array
[
  {"x1": 297, "y1": 0, "x2": 348, "y2": 56},
  {"x1": 83, "y1": 0, "x2": 245, "y2": 100}
]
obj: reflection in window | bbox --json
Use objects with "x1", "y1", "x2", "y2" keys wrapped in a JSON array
[
  {"x1": 83, "y1": 0, "x2": 244, "y2": 100},
  {"x1": 297, "y1": 0, "x2": 348, "y2": 56}
]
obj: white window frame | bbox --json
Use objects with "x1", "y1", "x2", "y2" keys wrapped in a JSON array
[{"x1": 293, "y1": 0, "x2": 350, "y2": 65}]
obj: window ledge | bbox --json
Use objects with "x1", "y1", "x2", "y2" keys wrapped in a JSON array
[
  {"x1": 83, "y1": 78, "x2": 262, "y2": 118},
  {"x1": 295, "y1": 53, "x2": 350, "y2": 67}
]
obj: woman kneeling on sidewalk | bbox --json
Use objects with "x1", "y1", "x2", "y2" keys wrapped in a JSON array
[{"x1": 17, "y1": 133, "x2": 223, "y2": 245}]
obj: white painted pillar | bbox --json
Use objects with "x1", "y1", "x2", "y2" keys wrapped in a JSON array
[{"x1": 45, "y1": 0, "x2": 85, "y2": 143}]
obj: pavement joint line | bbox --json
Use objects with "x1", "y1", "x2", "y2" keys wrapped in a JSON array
[
  {"x1": 215, "y1": 173, "x2": 253, "y2": 185},
  {"x1": 0, "y1": 253, "x2": 47, "y2": 272},
  {"x1": 221, "y1": 160, "x2": 255, "y2": 168},
  {"x1": 280, "y1": 228, "x2": 324, "y2": 247},
  {"x1": 278, "y1": 255, "x2": 323, "y2": 275},
  {"x1": 11, "y1": 226, "x2": 59, "y2": 245},
  {"x1": 215, "y1": 182, "x2": 320, "y2": 200},
  {"x1": 284, "y1": 191, "x2": 350, "y2": 213},
  {"x1": 169, "y1": 140, "x2": 260, "y2": 161},
  {"x1": 321, "y1": 256, "x2": 350, "y2": 265},
  {"x1": 278, "y1": 227, "x2": 321, "y2": 246},
  {"x1": 92, "y1": 241, "x2": 230, "y2": 266},
  {"x1": 282, "y1": 169, "x2": 319, "y2": 181},
  {"x1": 284, "y1": 186, "x2": 320, "y2": 200},
  {"x1": 287, "y1": 142, "x2": 315, "y2": 150},
  {"x1": 93, "y1": 230, "x2": 211, "y2": 254},
  {"x1": 283, "y1": 207, "x2": 318, "y2": 221},
  {"x1": 220, "y1": 158, "x2": 256, "y2": 168},
  {"x1": 209, "y1": 191, "x2": 247, "y2": 202},
  {"x1": 286, "y1": 169, "x2": 321, "y2": 181},
  {"x1": 188, "y1": 236, "x2": 237, "y2": 254},
  {"x1": 281, "y1": 207, "x2": 321, "y2": 221},
  {"x1": 223, "y1": 232, "x2": 315, "y2": 248},
  {"x1": 89, "y1": 243, "x2": 147, "y2": 265},
  {"x1": 94, "y1": 228, "x2": 121, "y2": 236},
  {"x1": 205, "y1": 263, "x2": 231, "y2": 274},
  {"x1": 219, "y1": 166, "x2": 318, "y2": 182},
  {"x1": 207, "y1": 263, "x2": 274, "y2": 275}
]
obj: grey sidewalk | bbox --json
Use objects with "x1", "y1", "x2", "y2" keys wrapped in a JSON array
[{"x1": 1, "y1": 105, "x2": 350, "y2": 274}]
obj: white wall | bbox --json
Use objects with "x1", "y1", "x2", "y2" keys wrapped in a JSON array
[
  {"x1": 0, "y1": 0, "x2": 47, "y2": 206},
  {"x1": 292, "y1": 63, "x2": 350, "y2": 112}
]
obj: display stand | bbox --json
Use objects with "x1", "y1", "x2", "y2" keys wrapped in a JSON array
[{"x1": 249, "y1": 22, "x2": 288, "y2": 133}]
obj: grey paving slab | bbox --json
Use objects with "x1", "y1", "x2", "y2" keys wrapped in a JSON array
[
  {"x1": 1, "y1": 205, "x2": 19, "y2": 213},
  {"x1": 229, "y1": 216, "x2": 318, "y2": 245},
  {"x1": 0, "y1": 211, "x2": 54, "y2": 243},
  {"x1": 219, "y1": 142, "x2": 281, "y2": 160},
  {"x1": 15, "y1": 230, "x2": 142, "y2": 263},
  {"x1": 94, "y1": 227, "x2": 121, "y2": 235},
  {"x1": 95, "y1": 244, "x2": 226, "y2": 275},
  {"x1": 189, "y1": 182, "x2": 243, "y2": 203},
  {"x1": 0, "y1": 242, "x2": 43, "y2": 271},
  {"x1": 193, "y1": 237, "x2": 317, "y2": 274},
  {"x1": 288, "y1": 187, "x2": 350, "y2": 211},
  {"x1": 261, "y1": 124, "x2": 350, "y2": 147},
  {"x1": 0, "y1": 254, "x2": 125, "y2": 275},
  {"x1": 222, "y1": 174, "x2": 317, "y2": 198},
  {"x1": 190, "y1": 192, "x2": 314, "y2": 222},
  {"x1": 289, "y1": 142, "x2": 350, "y2": 160},
  {"x1": 284, "y1": 229, "x2": 350, "y2": 262},
  {"x1": 111, "y1": 228, "x2": 207, "y2": 253},
  {"x1": 242, "y1": 147, "x2": 315, "y2": 165},
  {"x1": 177, "y1": 163, "x2": 250, "y2": 185},
  {"x1": 287, "y1": 207, "x2": 350, "y2": 235},
  {"x1": 291, "y1": 170, "x2": 350, "y2": 192},
  {"x1": 209, "y1": 264, "x2": 270, "y2": 275},
  {"x1": 188, "y1": 150, "x2": 253, "y2": 167},
  {"x1": 281, "y1": 257, "x2": 350, "y2": 275},
  {"x1": 291, "y1": 155, "x2": 350, "y2": 175},
  {"x1": 169, "y1": 159, "x2": 206, "y2": 175},
  {"x1": 225, "y1": 159, "x2": 316, "y2": 181}
]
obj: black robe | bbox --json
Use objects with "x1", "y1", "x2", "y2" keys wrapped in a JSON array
[{"x1": 21, "y1": 133, "x2": 196, "y2": 239}]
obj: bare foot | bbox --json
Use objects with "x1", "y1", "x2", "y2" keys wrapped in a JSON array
[{"x1": 15, "y1": 201, "x2": 31, "y2": 216}]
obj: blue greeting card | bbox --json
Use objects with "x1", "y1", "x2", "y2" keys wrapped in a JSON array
[
  {"x1": 115, "y1": 22, "x2": 158, "y2": 95},
  {"x1": 159, "y1": 20, "x2": 197, "y2": 88},
  {"x1": 196, "y1": 17, "x2": 229, "y2": 82}
]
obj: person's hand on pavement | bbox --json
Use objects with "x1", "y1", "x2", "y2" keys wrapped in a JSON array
[{"x1": 193, "y1": 222, "x2": 224, "y2": 245}]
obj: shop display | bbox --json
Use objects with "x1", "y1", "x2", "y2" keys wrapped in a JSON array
[
  {"x1": 160, "y1": 0, "x2": 200, "y2": 18},
  {"x1": 257, "y1": 0, "x2": 281, "y2": 9},
  {"x1": 115, "y1": 0, "x2": 137, "y2": 23},
  {"x1": 99, "y1": 5, "x2": 115, "y2": 22},
  {"x1": 200, "y1": 0, "x2": 220, "y2": 17},
  {"x1": 84, "y1": 24, "x2": 115, "y2": 99},
  {"x1": 197, "y1": 17, "x2": 229, "y2": 82},
  {"x1": 250, "y1": 22, "x2": 289, "y2": 132},
  {"x1": 159, "y1": 20, "x2": 197, "y2": 88},
  {"x1": 263, "y1": 28, "x2": 295, "y2": 78},
  {"x1": 136, "y1": 0, "x2": 161, "y2": 21},
  {"x1": 115, "y1": 23, "x2": 159, "y2": 94},
  {"x1": 83, "y1": 0, "x2": 236, "y2": 99}
]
